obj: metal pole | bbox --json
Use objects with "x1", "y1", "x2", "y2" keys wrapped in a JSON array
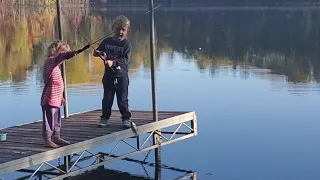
[
  {"x1": 149, "y1": 0, "x2": 157, "y2": 122},
  {"x1": 148, "y1": 0, "x2": 161, "y2": 179},
  {"x1": 63, "y1": 155, "x2": 70, "y2": 180},
  {"x1": 154, "y1": 149, "x2": 161, "y2": 180},
  {"x1": 56, "y1": 0, "x2": 69, "y2": 118}
]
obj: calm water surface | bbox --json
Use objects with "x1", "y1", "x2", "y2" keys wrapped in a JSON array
[{"x1": 1, "y1": 4, "x2": 320, "y2": 180}]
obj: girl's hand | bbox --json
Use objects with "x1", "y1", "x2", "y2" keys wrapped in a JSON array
[{"x1": 61, "y1": 97, "x2": 66, "y2": 106}]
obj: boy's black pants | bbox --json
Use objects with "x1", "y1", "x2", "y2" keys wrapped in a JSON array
[{"x1": 101, "y1": 73, "x2": 131, "y2": 120}]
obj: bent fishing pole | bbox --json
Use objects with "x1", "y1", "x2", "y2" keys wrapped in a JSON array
[
  {"x1": 60, "y1": 4, "x2": 160, "y2": 45},
  {"x1": 60, "y1": 8, "x2": 117, "y2": 72}
]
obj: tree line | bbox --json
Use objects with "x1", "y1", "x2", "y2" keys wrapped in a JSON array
[{"x1": 92, "y1": 0, "x2": 320, "y2": 6}]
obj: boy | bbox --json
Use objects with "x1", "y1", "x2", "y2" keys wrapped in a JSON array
[
  {"x1": 93, "y1": 15, "x2": 132, "y2": 128},
  {"x1": 41, "y1": 40, "x2": 89, "y2": 148}
]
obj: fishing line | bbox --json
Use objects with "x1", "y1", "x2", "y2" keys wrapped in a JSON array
[
  {"x1": 59, "y1": 5, "x2": 160, "y2": 72},
  {"x1": 60, "y1": 8, "x2": 105, "y2": 50},
  {"x1": 60, "y1": 4, "x2": 160, "y2": 46},
  {"x1": 60, "y1": 8, "x2": 130, "y2": 47},
  {"x1": 60, "y1": 8, "x2": 116, "y2": 72},
  {"x1": 145, "y1": 4, "x2": 161, "y2": 14}
]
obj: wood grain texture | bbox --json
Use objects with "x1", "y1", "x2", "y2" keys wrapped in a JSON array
[{"x1": 0, "y1": 110, "x2": 187, "y2": 167}]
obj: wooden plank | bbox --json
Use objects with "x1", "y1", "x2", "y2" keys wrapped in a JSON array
[
  {"x1": 2, "y1": 126, "x2": 126, "y2": 134},
  {"x1": 1, "y1": 111, "x2": 183, "y2": 130},
  {"x1": 0, "y1": 147, "x2": 46, "y2": 154},
  {"x1": 1, "y1": 129, "x2": 119, "y2": 139},
  {"x1": 0, "y1": 126, "x2": 134, "y2": 144},
  {"x1": 0, "y1": 143, "x2": 47, "y2": 151},
  {"x1": 1, "y1": 128, "x2": 117, "y2": 137},
  {"x1": 0, "y1": 110, "x2": 185, "y2": 130},
  {"x1": 0, "y1": 148, "x2": 42, "y2": 164},
  {"x1": 66, "y1": 110, "x2": 184, "y2": 118},
  {"x1": 0, "y1": 110, "x2": 195, "y2": 174},
  {"x1": 0, "y1": 110, "x2": 181, "y2": 149}
]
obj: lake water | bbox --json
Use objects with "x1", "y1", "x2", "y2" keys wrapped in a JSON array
[{"x1": 1, "y1": 4, "x2": 320, "y2": 180}]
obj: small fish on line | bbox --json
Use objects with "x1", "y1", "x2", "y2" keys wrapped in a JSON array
[{"x1": 130, "y1": 121, "x2": 138, "y2": 136}]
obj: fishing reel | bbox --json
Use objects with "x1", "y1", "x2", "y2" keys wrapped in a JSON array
[
  {"x1": 97, "y1": 51, "x2": 107, "y2": 60},
  {"x1": 95, "y1": 50, "x2": 115, "y2": 72}
]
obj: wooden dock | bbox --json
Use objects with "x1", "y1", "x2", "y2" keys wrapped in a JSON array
[{"x1": 0, "y1": 109, "x2": 197, "y2": 179}]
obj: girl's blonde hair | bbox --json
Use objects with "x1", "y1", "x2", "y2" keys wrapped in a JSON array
[{"x1": 46, "y1": 40, "x2": 71, "y2": 57}]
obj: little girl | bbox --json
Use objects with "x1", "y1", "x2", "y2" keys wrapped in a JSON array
[{"x1": 40, "y1": 40, "x2": 89, "y2": 148}]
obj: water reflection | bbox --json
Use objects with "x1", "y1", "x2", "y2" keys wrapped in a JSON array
[
  {"x1": 5, "y1": 150, "x2": 197, "y2": 180},
  {"x1": 72, "y1": 168, "x2": 152, "y2": 180},
  {"x1": 1, "y1": 5, "x2": 320, "y2": 87},
  {"x1": 71, "y1": 168, "x2": 197, "y2": 180},
  {"x1": 10, "y1": 167, "x2": 197, "y2": 180}
]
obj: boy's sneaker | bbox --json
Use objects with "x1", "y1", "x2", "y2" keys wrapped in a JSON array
[
  {"x1": 122, "y1": 119, "x2": 131, "y2": 128},
  {"x1": 98, "y1": 118, "x2": 109, "y2": 128}
]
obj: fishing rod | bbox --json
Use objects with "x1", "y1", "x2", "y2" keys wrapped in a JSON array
[
  {"x1": 60, "y1": 9, "x2": 116, "y2": 47},
  {"x1": 59, "y1": 8, "x2": 118, "y2": 73},
  {"x1": 59, "y1": 5, "x2": 158, "y2": 72},
  {"x1": 60, "y1": 4, "x2": 160, "y2": 45}
]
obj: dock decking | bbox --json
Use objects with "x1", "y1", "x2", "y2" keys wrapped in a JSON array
[{"x1": 0, "y1": 109, "x2": 197, "y2": 179}]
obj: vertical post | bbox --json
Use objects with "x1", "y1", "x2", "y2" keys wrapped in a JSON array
[
  {"x1": 56, "y1": 0, "x2": 69, "y2": 118},
  {"x1": 63, "y1": 155, "x2": 70, "y2": 175},
  {"x1": 149, "y1": 0, "x2": 157, "y2": 122},
  {"x1": 154, "y1": 149, "x2": 161, "y2": 179},
  {"x1": 56, "y1": 2, "x2": 70, "y2": 177},
  {"x1": 97, "y1": 153, "x2": 105, "y2": 170},
  {"x1": 148, "y1": 0, "x2": 161, "y2": 179},
  {"x1": 38, "y1": 172, "x2": 43, "y2": 180}
]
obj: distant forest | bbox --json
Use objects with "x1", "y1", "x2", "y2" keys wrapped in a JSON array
[
  {"x1": 91, "y1": 0, "x2": 320, "y2": 6},
  {"x1": 2, "y1": 0, "x2": 319, "y2": 6}
]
